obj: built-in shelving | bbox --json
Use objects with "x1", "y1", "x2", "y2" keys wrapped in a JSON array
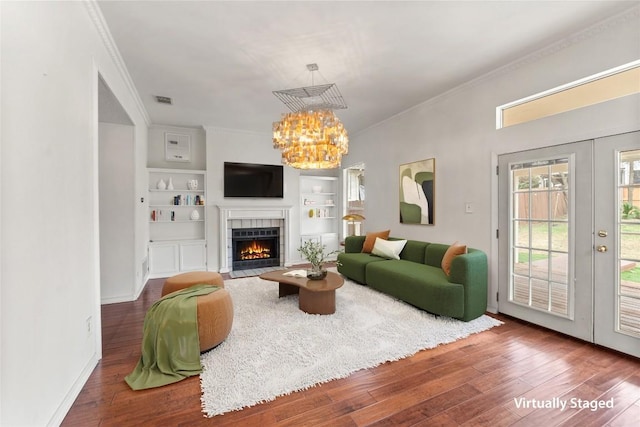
[
  {"x1": 300, "y1": 175, "x2": 339, "y2": 259},
  {"x1": 147, "y1": 168, "x2": 207, "y2": 278}
]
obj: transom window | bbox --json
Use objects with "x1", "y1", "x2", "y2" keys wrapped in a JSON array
[{"x1": 497, "y1": 60, "x2": 640, "y2": 128}]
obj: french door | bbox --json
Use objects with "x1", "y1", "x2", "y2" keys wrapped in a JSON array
[
  {"x1": 593, "y1": 132, "x2": 640, "y2": 357},
  {"x1": 498, "y1": 132, "x2": 640, "y2": 357}
]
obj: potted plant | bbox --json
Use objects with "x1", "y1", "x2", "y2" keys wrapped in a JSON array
[{"x1": 297, "y1": 240, "x2": 338, "y2": 280}]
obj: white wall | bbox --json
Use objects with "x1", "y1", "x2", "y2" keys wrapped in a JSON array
[
  {"x1": 148, "y1": 125, "x2": 206, "y2": 170},
  {"x1": 204, "y1": 127, "x2": 303, "y2": 270},
  {"x1": 99, "y1": 123, "x2": 136, "y2": 303},
  {"x1": 1, "y1": 2, "x2": 148, "y2": 425},
  {"x1": 348, "y1": 8, "x2": 640, "y2": 313}
]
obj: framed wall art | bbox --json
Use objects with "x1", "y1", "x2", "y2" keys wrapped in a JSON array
[
  {"x1": 399, "y1": 158, "x2": 435, "y2": 225},
  {"x1": 165, "y1": 132, "x2": 191, "y2": 162}
]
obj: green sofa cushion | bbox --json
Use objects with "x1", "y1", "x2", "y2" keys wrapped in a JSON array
[
  {"x1": 344, "y1": 235, "x2": 366, "y2": 253},
  {"x1": 425, "y1": 243, "x2": 450, "y2": 267},
  {"x1": 337, "y1": 252, "x2": 386, "y2": 284},
  {"x1": 399, "y1": 240, "x2": 429, "y2": 264},
  {"x1": 366, "y1": 260, "x2": 464, "y2": 318}
]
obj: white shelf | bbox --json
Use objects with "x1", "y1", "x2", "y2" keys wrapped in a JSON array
[
  {"x1": 149, "y1": 220, "x2": 205, "y2": 223},
  {"x1": 150, "y1": 204, "x2": 204, "y2": 208},
  {"x1": 149, "y1": 238, "x2": 206, "y2": 243},
  {"x1": 149, "y1": 189, "x2": 204, "y2": 193}
]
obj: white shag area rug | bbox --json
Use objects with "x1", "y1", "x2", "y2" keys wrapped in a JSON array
[{"x1": 199, "y1": 271, "x2": 502, "y2": 417}]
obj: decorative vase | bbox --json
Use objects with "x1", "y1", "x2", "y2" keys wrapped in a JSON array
[
  {"x1": 187, "y1": 179, "x2": 198, "y2": 190},
  {"x1": 190, "y1": 210, "x2": 200, "y2": 221},
  {"x1": 167, "y1": 177, "x2": 174, "y2": 190},
  {"x1": 157, "y1": 179, "x2": 166, "y2": 190},
  {"x1": 306, "y1": 265, "x2": 327, "y2": 280}
]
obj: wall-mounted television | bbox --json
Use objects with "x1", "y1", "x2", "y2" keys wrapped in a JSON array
[{"x1": 224, "y1": 162, "x2": 284, "y2": 198}]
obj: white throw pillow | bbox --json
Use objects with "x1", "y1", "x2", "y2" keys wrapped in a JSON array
[{"x1": 371, "y1": 238, "x2": 408, "y2": 260}]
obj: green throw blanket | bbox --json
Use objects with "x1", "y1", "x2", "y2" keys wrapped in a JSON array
[{"x1": 125, "y1": 284, "x2": 220, "y2": 390}]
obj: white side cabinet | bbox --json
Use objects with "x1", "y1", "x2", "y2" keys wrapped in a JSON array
[
  {"x1": 179, "y1": 241, "x2": 207, "y2": 271},
  {"x1": 148, "y1": 242, "x2": 180, "y2": 277},
  {"x1": 148, "y1": 241, "x2": 207, "y2": 278},
  {"x1": 148, "y1": 168, "x2": 207, "y2": 278}
]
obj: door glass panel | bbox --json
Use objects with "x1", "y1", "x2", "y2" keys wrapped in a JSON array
[
  {"x1": 551, "y1": 221, "x2": 569, "y2": 252},
  {"x1": 510, "y1": 158, "x2": 571, "y2": 317},
  {"x1": 530, "y1": 166, "x2": 549, "y2": 191},
  {"x1": 514, "y1": 220, "x2": 529, "y2": 247},
  {"x1": 513, "y1": 275, "x2": 530, "y2": 305},
  {"x1": 531, "y1": 193, "x2": 550, "y2": 220},
  {"x1": 618, "y1": 150, "x2": 640, "y2": 337},
  {"x1": 550, "y1": 282, "x2": 569, "y2": 315},
  {"x1": 531, "y1": 278, "x2": 550, "y2": 310},
  {"x1": 531, "y1": 222, "x2": 549, "y2": 250},
  {"x1": 530, "y1": 250, "x2": 549, "y2": 279},
  {"x1": 551, "y1": 255, "x2": 568, "y2": 283}
]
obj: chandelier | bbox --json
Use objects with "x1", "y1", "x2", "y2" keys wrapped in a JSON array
[{"x1": 272, "y1": 64, "x2": 349, "y2": 169}]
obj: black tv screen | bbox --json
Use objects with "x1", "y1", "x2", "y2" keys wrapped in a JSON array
[{"x1": 224, "y1": 162, "x2": 284, "y2": 198}]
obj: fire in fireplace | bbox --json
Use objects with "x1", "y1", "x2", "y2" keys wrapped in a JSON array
[
  {"x1": 232, "y1": 227, "x2": 280, "y2": 270},
  {"x1": 238, "y1": 240, "x2": 272, "y2": 260}
]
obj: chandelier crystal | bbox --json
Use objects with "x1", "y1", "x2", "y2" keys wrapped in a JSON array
[
  {"x1": 272, "y1": 64, "x2": 348, "y2": 169},
  {"x1": 273, "y1": 109, "x2": 348, "y2": 169}
]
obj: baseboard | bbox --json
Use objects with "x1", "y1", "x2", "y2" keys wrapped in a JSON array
[
  {"x1": 133, "y1": 279, "x2": 146, "y2": 301},
  {"x1": 48, "y1": 352, "x2": 100, "y2": 427},
  {"x1": 101, "y1": 294, "x2": 135, "y2": 305},
  {"x1": 486, "y1": 305, "x2": 498, "y2": 314}
]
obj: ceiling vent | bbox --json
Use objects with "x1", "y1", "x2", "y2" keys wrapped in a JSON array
[{"x1": 155, "y1": 95, "x2": 172, "y2": 105}]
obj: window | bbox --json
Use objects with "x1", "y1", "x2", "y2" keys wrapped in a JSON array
[{"x1": 497, "y1": 60, "x2": 640, "y2": 128}]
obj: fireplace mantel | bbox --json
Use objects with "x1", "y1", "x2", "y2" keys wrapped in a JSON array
[{"x1": 217, "y1": 205, "x2": 293, "y2": 273}]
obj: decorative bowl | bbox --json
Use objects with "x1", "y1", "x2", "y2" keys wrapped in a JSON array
[{"x1": 306, "y1": 269, "x2": 327, "y2": 280}]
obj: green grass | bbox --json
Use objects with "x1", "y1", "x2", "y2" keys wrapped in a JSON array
[
  {"x1": 621, "y1": 267, "x2": 640, "y2": 283},
  {"x1": 517, "y1": 252, "x2": 548, "y2": 263}
]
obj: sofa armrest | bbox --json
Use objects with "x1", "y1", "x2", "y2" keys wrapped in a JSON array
[
  {"x1": 448, "y1": 249, "x2": 488, "y2": 321},
  {"x1": 344, "y1": 235, "x2": 366, "y2": 253}
]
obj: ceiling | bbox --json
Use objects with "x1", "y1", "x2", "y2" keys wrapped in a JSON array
[{"x1": 97, "y1": 1, "x2": 638, "y2": 134}]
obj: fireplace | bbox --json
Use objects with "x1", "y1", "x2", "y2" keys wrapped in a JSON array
[
  {"x1": 217, "y1": 205, "x2": 292, "y2": 273},
  {"x1": 232, "y1": 227, "x2": 280, "y2": 270}
]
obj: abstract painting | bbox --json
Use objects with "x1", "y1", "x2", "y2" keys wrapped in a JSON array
[{"x1": 399, "y1": 158, "x2": 435, "y2": 225}]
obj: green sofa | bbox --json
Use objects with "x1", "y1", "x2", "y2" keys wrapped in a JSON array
[{"x1": 337, "y1": 236, "x2": 488, "y2": 321}]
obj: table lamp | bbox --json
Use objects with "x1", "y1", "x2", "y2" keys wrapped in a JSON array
[{"x1": 342, "y1": 213, "x2": 366, "y2": 237}]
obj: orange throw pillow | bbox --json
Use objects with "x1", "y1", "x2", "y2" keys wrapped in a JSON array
[
  {"x1": 362, "y1": 230, "x2": 390, "y2": 253},
  {"x1": 441, "y1": 242, "x2": 467, "y2": 276}
]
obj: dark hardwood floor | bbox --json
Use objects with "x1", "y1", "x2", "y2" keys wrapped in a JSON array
[{"x1": 62, "y1": 275, "x2": 640, "y2": 426}]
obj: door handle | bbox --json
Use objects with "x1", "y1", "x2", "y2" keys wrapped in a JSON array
[{"x1": 597, "y1": 245, "x2": 608, "y2": 253}]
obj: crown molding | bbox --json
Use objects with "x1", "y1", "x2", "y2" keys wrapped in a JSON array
[
  {"x1": 150, "y1": 124, "x2": 206, "y2": 132},
  {"x1": 355, "y1": 4, "x2": 640, "y2": 137},
  {"x1": 83, "y1": 0, "x2": 150, "y2": 126},
  {"x1": 203, "y1": 126, "x2": 272, "y2": 137}
]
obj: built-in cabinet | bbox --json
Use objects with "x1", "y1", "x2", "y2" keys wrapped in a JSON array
[
  {"x1": 147, "y1": 168, "x2": 206, "y2": 278},
  {"x1": 300, "y1": 175, "x2": 339, "y2": 260}
]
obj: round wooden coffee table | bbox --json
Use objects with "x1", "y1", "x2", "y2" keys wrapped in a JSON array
[{"x1": 259, "y1": 270, "x2": 344, "y2": 315}]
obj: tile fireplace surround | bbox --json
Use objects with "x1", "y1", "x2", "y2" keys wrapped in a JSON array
[{"x1": 217, "y1": 205, "x2": 293, "y2": 273}]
